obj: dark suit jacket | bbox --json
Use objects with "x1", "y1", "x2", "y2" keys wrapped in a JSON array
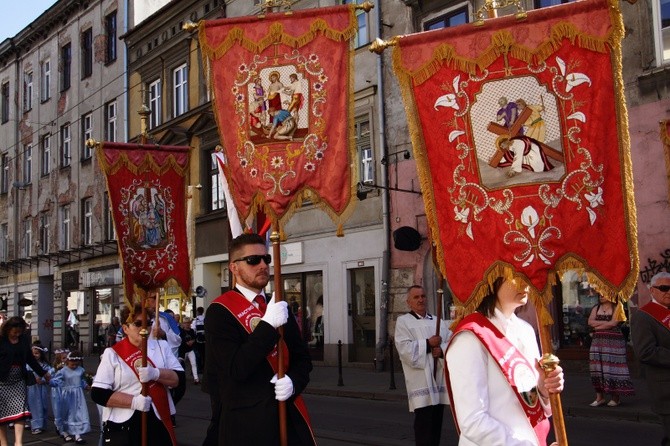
[
  {"x1": 205, "y1": 290, "x2": 315, "y2": 446},
  {"x1": 631, "y1": 308, "x2": 670, "y2": 414},
  {"x1": 0, "y1": 334, "x2": 48, "y2": 382}
]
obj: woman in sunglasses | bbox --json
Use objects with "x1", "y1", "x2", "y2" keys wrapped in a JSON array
[
  {"x1": 631, "y1": 271, "x2": 670, "y2": 446},
  {"x1": 91, "y1": 304, "x2": 184, "y2": 446}
]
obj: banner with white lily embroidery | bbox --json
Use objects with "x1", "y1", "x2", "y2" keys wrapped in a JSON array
[
  {"x1": 97, "y1": 142, "x2": 192, "y2": 312},
  {"x1": 199, "y1": 5, "x2": 358, "y2": 236},
  {"x1": 392, "y1": 0, "x2": 638, "y2": 312}
]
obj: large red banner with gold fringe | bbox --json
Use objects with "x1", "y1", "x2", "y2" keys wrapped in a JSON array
[
  {"x1": 199, "y1": 5, "x2": 357, "y2": 235},
  {"x1": 97, "y1": 143, "x2": 191, "y2": 309},
  {"x1": 392, "y1": 0, "x2": 638, "y2": 312}
]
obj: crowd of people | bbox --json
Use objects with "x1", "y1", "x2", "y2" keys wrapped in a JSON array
[{"x1": 0, "y1": 255, "x2": 668, "y2": 446}]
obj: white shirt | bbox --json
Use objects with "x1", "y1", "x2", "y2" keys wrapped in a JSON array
[
  {"x1": 395, "y1": 312, "x2": 451, "y2": 412},
  {"x1": 446, "y1": 309, "x2": 550, "y2": 446},
  {"x1": 150, "y1": 314, "x2": 181, "y2": 358},
  {"x1": 93, "y1": 339, "x2": 183, "y2": 423},
  {"x1": 236, "y1": 284, "x2": 267, "y2": 310}
]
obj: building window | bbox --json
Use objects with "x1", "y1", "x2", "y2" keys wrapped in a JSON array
[
  {"x1": 82, "y1": 113, "x2": 93, "y2": 159},
  {"x1": 23, "y1": 71, "x2": 33, "y2": 112},
  {"x1": 61, "y1": 43, "x2": 71, "y2": 92},
  {"x1": 60, "y1": 205, "x2": 71, "y2": 250},
  {"x1": 173, "y1": 64, "x2": 188, "y2": 117},
  {"x1": 83, "y1": 197, "x2": 93, "y2": 246},
  {"x1": 355, "y1": 119, "x2": 373, "y2": 184},
  {"x1": 1, "y1": 82, "x2": 8, "y2": 123},
  {"x1": 343, "y1": 0, "x2": 370, "y2": 47},
  {"x1": 652, "y1": 0, "x2": 670, "y2": 64},
  {"x1": 105, "y1": 11, "x2": 117, "y2": 64},
  {"x1": 424, "y1": 5, "x2": 469, "y2": 30},
  {"x1": 534, "y1": 0, "x2": 572, "y2": 7},
  {"x1": 210, "y1": 151, "x2": 225, "y2": 211},
  {"x1": 41, "y1": 135, "x2": 51, "y2": 176},
  {"x1": 149, "y1": 79, "x2": 162, "y2": 128},
  {"x1": 23, "y1": 144, "x2": 32, "y2": 184},
  {"x1": 0, "y1": 153, "x2": 8, "y2": 194},
  {"x1": 82, "y1": 28, "x2": 93, "y2": 79},
  {"x1": 39, "y1": 213, "x2": 50, "y2": 254},
  {"x1": 23, "y1": 218, "x2": 32, "y2": 258},
  {"x1": 105, "y1": 101, "x2": 117, "y2": 142},
  {"x1": 0, "y1": 223, "x2": 7, "y2": 261},
  {"x1": 104, "y1": 192, "x2": 115, "y2": 240},
  {"x1": 41, "y1": 59, "x2": 51, "y2": 102},
  {"x1": 61, "y1": 124, "x2": 71, "y2": 167}
]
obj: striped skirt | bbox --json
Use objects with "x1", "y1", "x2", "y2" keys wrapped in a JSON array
[{"x1": 589, "y1": 328, "x2": 635, "y2": 395}]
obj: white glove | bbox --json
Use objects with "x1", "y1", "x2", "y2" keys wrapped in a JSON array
[
  {"x1": 138, "y1": 365, "x2": 160, "y2": 383},
  {"x1": 261, "y1": 296, "x2": 288, "y2": 329},
  {"x1": 270, "y1": 373, "x2": 294, "y2": 401},
  {"x1": 130, "y1": 394, "x2": 152, "y2": 412}
]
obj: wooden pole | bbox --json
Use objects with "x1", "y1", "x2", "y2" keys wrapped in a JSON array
[
  {"x1": 270, "y1": 228, "x2": 288, "y2": 446},
  {"x1": 140, "y1": 291, "x2": 150, "y2": 446},
  {"x1": 433, "y1": 278, "x2": 443, "y2": 380},
  {"x1": 534, "y1": 300, "x2": 569, "y2": 446}
]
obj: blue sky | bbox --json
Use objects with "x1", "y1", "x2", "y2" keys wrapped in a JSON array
[{"x1": 0, "y1": 1, "x2": 56, "y2": 42}]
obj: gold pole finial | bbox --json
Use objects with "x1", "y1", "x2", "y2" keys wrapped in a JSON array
[
  {"x1": 183, "y1": 21, "x2": 199, "y2": 32},
  {"x1": 355, "y1": 1, "x2": 375, "y2": 13},
  {"x1": 473, "y1": 0, "x2": 527, "y2": 26},
  {"x1": 369, "y1": 36, "x2": 400, "y2": 55},
  {"x1": 138, "y1": 105, "x2": 151, "y2": 145},
  {"x1": 259, "y1": 0, "x2": 295, "y2": 18}
]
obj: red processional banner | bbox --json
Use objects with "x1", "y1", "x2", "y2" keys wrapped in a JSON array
[
  {"x1": 392, "y1": 0, "x2": 638, "y2": 312},
  {"x1": 199, "y1": 5, "x2": 358, "y2": 235},
  {"x1": 97, "y1": 143, "x2": 191, "y2": 309}
]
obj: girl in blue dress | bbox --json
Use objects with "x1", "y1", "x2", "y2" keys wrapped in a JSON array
[
  {"x1": 51, "y1": 348, "x2": 68, "y2": 436},
  {"x1": 50, "y1": 350, "x2": 91, "y2": 444},
  {"x1": 26, "y1": 340, "x2": 52, "y2": 435}
]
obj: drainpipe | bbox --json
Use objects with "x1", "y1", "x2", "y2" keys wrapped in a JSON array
[
  {"x1": 11, "y1": 38, "x2": 21, "y2": 317},
  {"x1": 374, "y1": 0, "x2": 391, "y2": 372}
]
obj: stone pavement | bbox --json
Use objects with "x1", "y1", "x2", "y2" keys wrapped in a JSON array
[{"x1": 8, "y1": 356, "x2": 660, "y2": 445}]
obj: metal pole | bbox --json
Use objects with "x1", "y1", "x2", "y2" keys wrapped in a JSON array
[
  {"x1": 388, "y1": 338, "x2": 396, "y2": 390},
  {"x1": 337, "y1": 340, "x2": 344, "y2": 387},
  {"x1": 270, "y1": 229, "x2": 288, "y2": 446}
]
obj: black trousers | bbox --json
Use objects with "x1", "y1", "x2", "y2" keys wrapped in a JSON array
[
  {"x1": 413, "y1": 404, "x2": 445, "y2": 446},
  {"x1": 103, "y1": 410, "x2": 171, "y2": 446}
]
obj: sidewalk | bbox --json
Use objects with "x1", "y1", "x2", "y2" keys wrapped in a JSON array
[{"x1": 305, "y1": 359, "x2": 660, "y2": 425}]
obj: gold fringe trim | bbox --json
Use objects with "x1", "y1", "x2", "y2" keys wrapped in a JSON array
[
  {"x1": 96, "y1": 147, "x2": 190, "y2": 177},
  {"x1": 199, "y1": 5, "x2": 358, "y2": 59},
  {"x1": 395, "y1": 6, "x2": 621, "y2": 86},
  {"x1": 660, "y1": 120, "x2": 670, "y2": 199}
]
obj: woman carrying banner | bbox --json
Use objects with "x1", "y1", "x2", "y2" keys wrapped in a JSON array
[
  {"x1": 0, "y1": 317, "x2": 51, "y2": 446},
  {"x1": 91, "y1": 304, "x2": 184, "y2": 446},
  {"x1": 445, "y1": 277, "x2": 564, "y2": 446}
]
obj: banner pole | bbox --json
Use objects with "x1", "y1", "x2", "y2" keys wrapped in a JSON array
[
  {"x1": 140, "y1": 290, "x2": 150, "y2": 446},
  {"x1": 534, "y1": 301, "x2": 568, "y2": 446},
  {"x1": 270, "y1": 228, "x2": 288, "y2": 446}
]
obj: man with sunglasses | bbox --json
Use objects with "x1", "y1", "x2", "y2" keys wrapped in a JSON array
[
  {"x1": 631, "y1": 271, "x2": 670, "y2": 446},
  {"x1": 205, "y1": 233, "x2": 316, "y2": 445}
]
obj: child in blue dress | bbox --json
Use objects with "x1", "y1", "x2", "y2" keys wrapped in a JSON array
[
  {"x1": 50, "y1": 350, "x2": 90, "y2": 444},
  {"x1": 51, "y1": 348, "x2": 68, "y2": 436},
  {"x1": 26, "y1": 340, "x2": 52, "y2": 435}
]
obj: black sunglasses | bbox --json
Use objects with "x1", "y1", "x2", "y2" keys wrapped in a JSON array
[
  {"x1": 128, "y1": 320, "x2": 143, "y2": 328},
  {"x1": 233, "y1": 254, "x2": 272, "y2": 266},
  {"x1": 653, "y1": 285, "x2": 670, "y2": 293}
]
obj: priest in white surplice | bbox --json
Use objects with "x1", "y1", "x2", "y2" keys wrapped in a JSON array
[{"x1": 395, "y1": 285, "x2": 451, "y2": 446}]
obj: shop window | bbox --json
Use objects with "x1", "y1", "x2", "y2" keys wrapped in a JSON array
[
  {"x1": 267, "y1": 271, "x2": 324, "y2": 360},
  {"x1": 559, "y1": 270, "x2": 601, "y2": 348}
]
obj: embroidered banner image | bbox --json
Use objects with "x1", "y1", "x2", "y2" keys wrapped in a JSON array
[
  {"x1": 392, "y1": 0, "x2": 638, "y2": 311},
  {"x1": 199, "y1": 5, "x2": 358, "y2": 235},
  {"x1": 97, "y1": 143, "x2": 191, "y2": 310}
]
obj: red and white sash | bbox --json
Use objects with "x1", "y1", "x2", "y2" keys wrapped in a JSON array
[
  {"x1": 446, "y1": 313, "x2": 549, "y2": 446},
  {"x1": 112, "y1": 338, "x2": 177, "y2": 446},
  {"x1": 640, "y1": 301, "x2": 670, "y2": 331},
  {"x1": 214, "y1": 291, "x2": 315, "y2": 442}
]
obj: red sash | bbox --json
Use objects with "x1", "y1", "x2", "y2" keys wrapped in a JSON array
[
  {"x1": 446, "y1": 313, "x2": 549, "y2": 446},
  {"x1": 112, "y1": 338, "x2": 177, "y2": 446},
  {"x1": 214, "y1": 291, "x2": 315, "y2": 442},
  {"x1": 640, "y1": 301, "x2": 670, "y2": 331}
]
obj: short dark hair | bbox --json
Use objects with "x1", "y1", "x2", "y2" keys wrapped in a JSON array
[
  {"x1": 229, "y1": 233, "x2": 266, "y2": 261},
  {"x1": 120, "y1": 303, "x2": 143, "y2": 324},
  {"x1": 196, "y1": 306, "x2": 205, "y2": 315},
  {"x1": 476, "y1": 277, "x2": 506, "y2": 318}
]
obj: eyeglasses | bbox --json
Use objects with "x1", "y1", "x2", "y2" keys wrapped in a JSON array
[
  {"x1": 652, "y1": 285, "x2": 670, "y2": 293},
  {"x1": 129, "y1": 320, "x2": 143, "y2": 328},
  {"x1": 233, "y1": 254, "x2": 272, "y2": 266}
]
